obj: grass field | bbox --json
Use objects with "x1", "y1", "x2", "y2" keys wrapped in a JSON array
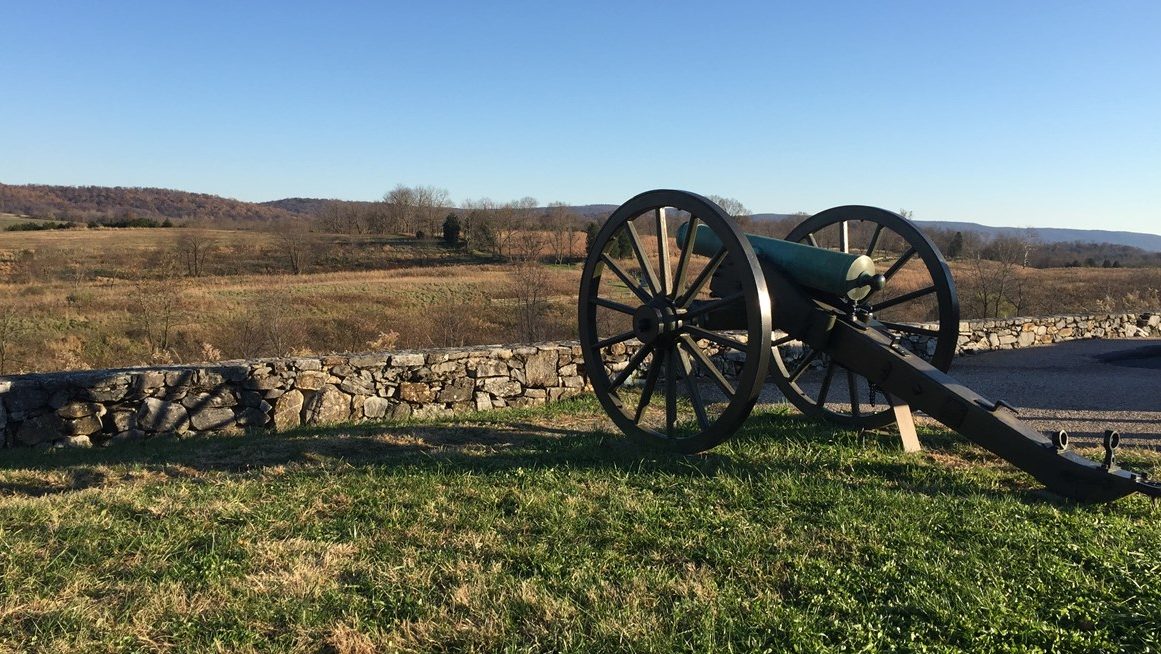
[
  {"x1": 0, "y1": 226, "x2": 1158, "y2": 375},
  {"x1": 0, "y1": 213, "x2": 69, "y2": 229},
  {"x1": 1, "y1": 397, "x2": 1159, "y2": 652}
]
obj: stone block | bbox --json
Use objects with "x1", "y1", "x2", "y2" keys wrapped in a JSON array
[
  {"x1": 340, "y1": 375, "x2": 375, "y2": 395},
  {"x1": 471, "y1": 360, "x2": 508, "y2": 378},
  {"x1": 132, "y1": 371, "x2": 167, "y2": 394},
  {"x1": 363, "y1": 396, "x2": 391, "y2": 419},
  {"x1": 138, "y1": 398, "x2": 189, "y2": 433},
  {"x1": 63, "y1": 435, "x2": 93, "y2": 449},
  {"x1": 304, "y1": 385, "x2": 351, "y2": 425},
  {"x1": 244, "y1": 375, "x2": 284, "y2": 391},
  {"x1": 274, "y1": 390, "x2": 304, "y2": 431},
  {"x1": 481, "y1": 377, "x2": 522, "y2": 397},
  {"x1": 6, "y1": 385, "x2": 48, "y2": 420},
  {"x1": 56, "y1": 401, "x2": 106, "y2": 419},
  {"x1": 399, "y1": 382, "x2": 436, "y2": 404},
  {"x1": 390, "y1": 403, "x2": 412, "y2": 420},
  {"x1": 181, "y1": 390, "x2": 237, "y2": 409},
  {"x1": 349, "y1": 354, "x2": 387, "y2": 369},
  {"x1": 165, "y1": 370, "x2": 196, "y2": 387},
  {"x1": 190, "y1": 407, "x2": 236, "y2": 431},
  {"x1": 524, "y1": 350, "x2": 558, "y2": 387},
  {"x1": 389, "y1": 353, "x2": 425, "y2": 367},
  {"x1": 110, "y1": 410, "x2": 137, "y2": 432},
  {"x1": 295, "y1": 370, "x2": 328, "y2": 391},
  {"x1": 430, "y1": 361, "x2": 460, "y2": 375},
  {"x1": 64, "y1": 415, "x2": 103, "y2": 436},
  {"x1": 235, "y1": 407, "x2": 269, "y2": 427},
  {"x1": 437, "y1": 379, "x2": 474, "y2": 403}
]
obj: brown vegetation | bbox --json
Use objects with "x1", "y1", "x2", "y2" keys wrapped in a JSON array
[{"x1": 1, "y1": 186, "x2": 1157, "y2": 375}]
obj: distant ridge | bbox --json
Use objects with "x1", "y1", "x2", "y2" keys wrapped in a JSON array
[
  {"x1": 912, "y1": 220, "x2": 1161, "y2": 253},
  {"x1": 3, "y1": 183, "x2": 1158, "y2": 252},
  {"x1": 748, "y1": 212, "x2": 1161, "y2": 253}
]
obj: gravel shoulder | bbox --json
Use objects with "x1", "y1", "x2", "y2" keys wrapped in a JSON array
[{"x1": 940, "y1": 338, "x2": 1161, "y2": 448}]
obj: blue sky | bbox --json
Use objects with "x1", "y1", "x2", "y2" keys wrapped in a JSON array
[{"x1": 3, "y1": 1, "x2": 1159, "y2": 234}]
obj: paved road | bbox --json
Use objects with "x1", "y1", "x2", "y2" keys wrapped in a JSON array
[{"x1": 944, "y1": 338, "x2": 1161, "y2": 448}]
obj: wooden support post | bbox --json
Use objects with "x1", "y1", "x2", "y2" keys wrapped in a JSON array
[{"x1": 889, "y1": 394, "x2": 922, "y2": 453}]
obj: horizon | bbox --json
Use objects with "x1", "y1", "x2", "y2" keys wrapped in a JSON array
[
  {"x1": 3, "y1": 2, "x2": 1159, "y2": 234},
  {"x1": 6, "y1": 179, "x2": 1161, "y2": 240}
]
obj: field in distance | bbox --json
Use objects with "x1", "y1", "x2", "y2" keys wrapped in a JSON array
[
  {"x1": 0, "y1": 225, "x2": 1158, "y2": 375},
  {"x1": 0, "y1": 226, "x2": 581, "y2": 375}
]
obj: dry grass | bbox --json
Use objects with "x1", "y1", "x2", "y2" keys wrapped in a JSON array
[
  {"x1": 1, "y1": 226, "x2": 1158, "y2": 375},
  {"x1": 0, "y1": 227, "x2": 581, "y2": 373}
]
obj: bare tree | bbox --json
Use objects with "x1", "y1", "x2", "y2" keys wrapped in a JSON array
[
  {"x1": 545, "y1": 202, "x2": 579, "y2": 264},
  {"x1": 708, "y1": 195, "x2": 752, "y2": 231},
  {"x1": 318, "y1": 201, "x2": 370, "y2": 234},
  {"x1": 278, "y1": 222, "x2": 313, "y2": 275},
  {"x1": 413, "y1": 185, "x2": 451, "y2": 238},
  {"x1": 383, "y1": 185, "x2": 417, "y2": 234},
  {"x1": 175, "y1": 232, "x2": 216, "y2": 277},
  {"x1": 495, "y1": 197, "x2": 538, "y2": 260},
  {"x1": 963, "y1": 233, "x2": 1033, "y2": 318},
  {"x1": 382, "y1": 184, "x2": 450, "y2": 236}
]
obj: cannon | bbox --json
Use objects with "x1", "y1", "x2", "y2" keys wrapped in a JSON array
[{"x1": 578, "y1": 189, "x2": 1161, "y2": 502}]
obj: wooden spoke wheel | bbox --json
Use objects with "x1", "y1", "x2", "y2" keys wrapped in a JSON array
[
  {"x1": 578, "y1": 189, "x2": 772, "y2": 453},
  {"x1": 772, "y1": 205, "x2": 960, "y2": 429}
]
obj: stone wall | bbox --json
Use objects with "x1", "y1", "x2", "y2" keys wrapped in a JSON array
[
  {"x1": 954, "y1": 311, "x2": 1160, "y2": 354},
  {"x1": 1, "y1": 311, "x2": 1157, "y2": 450},
  {"x1": 0, "y1": 343, "x2": 592, "y2": 451}
]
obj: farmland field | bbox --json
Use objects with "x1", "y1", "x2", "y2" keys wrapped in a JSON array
[{"x1": 0, "y1": 226, "x2": 1158, "y2": 375}]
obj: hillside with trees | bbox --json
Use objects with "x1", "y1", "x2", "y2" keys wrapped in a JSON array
[{"x1": 0, "y1": 183, "x2": 302, "y2": 225}]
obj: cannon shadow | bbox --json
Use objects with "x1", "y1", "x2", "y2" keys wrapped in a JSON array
[{"x1": 1, "y1": 407, "x2": 1124, "y2": 510}]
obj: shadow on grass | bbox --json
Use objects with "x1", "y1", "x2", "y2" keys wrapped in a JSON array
[{"x1": 0, "y1": 401, "x2": 1134, "y2": 506}]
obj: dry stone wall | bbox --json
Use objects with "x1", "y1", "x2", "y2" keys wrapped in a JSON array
[
  {"x1": 954, "y1": 312, "x2": 1160, "y2": 354},
  {"x1": 1, "y1": 311, "x2": 1157, "y2": 450},
  {"x1": 0, "y1": 343, "x2": 594, "y2": 451}
]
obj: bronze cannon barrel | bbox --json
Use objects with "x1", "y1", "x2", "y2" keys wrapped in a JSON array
[{"x1": 676, "y1": 221, "x2": 880, "y2": 300}]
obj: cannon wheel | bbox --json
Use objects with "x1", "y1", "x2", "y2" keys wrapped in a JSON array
[
  {"x1": 579, "y1": 189, "x2": 772, "y2": 453},
  {"x1": 772, "y1": 206, "x2": 959, "y2": 429}
]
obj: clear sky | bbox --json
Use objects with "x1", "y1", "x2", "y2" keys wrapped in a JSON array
[{"x1": 3, "y1": 1, "x2": 1159, "y2": 234}]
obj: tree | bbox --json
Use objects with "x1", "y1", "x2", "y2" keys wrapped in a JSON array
[
  {"x1": 442, "y1": 213, "x2": 462, "y2": 244},
  {"x1": 947, "y1": 231, "x2": 965, "y2": 259},
  {"x1": 382, "y1": 184, "x2": 451, "y2": 236},
  {"x1": 964, "y1": 233, "x2": 1033, "y2": 318},
  {"x1": 584, "y1": 222, "x2": 600, "y2": 255},
  {"x1": 275, "y1": 220, "x2": 313, "y2": 274},
  {"x1": 175, "y1": 233, "x2": 215, "y2": 277},
  {"x1": 546, "y1": 202, "x2": 579, "y2": 264},
  {"x1": 708, "y1": 195, "x2": 752, "y2": 230}
]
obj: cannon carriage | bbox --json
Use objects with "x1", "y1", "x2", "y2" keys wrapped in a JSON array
[{"x1": 578, "y1": 189, "x2": 1161, "y2": 502}]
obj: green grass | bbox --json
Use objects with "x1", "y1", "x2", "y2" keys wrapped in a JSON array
[{"x1": 2, "y1": 397, "x2": 1159, "y2": 653}]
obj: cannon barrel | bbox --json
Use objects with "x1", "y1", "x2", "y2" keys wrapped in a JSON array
[{"x1": 676, "y1": 222, "x2": 882, "y2": 300}]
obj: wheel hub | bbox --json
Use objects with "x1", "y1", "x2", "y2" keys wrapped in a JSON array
[{"x1": 633, "y1": 301, "x2": 681, "y2": 343}]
